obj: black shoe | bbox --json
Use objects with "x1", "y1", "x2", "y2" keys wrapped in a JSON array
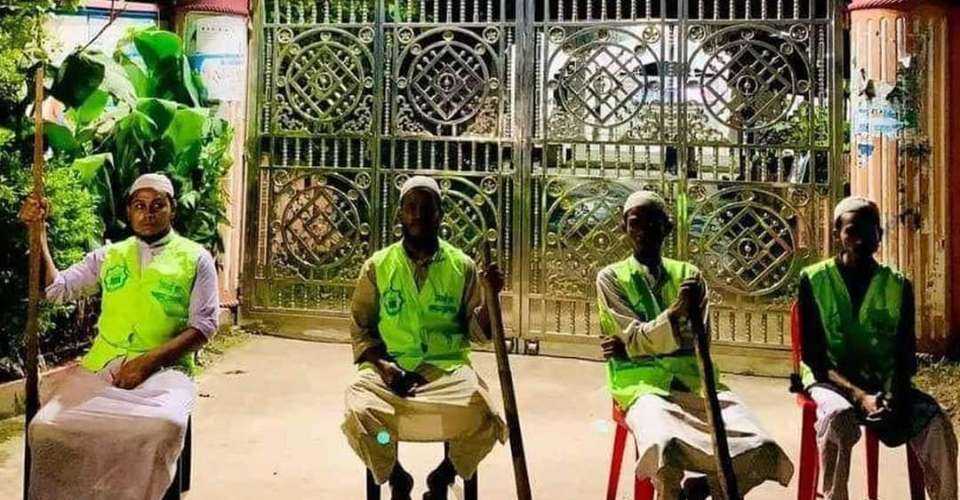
[
  {"x1": 389, "y1": 466, "x2": 414, "y2": 500},
  {"x1": 422, "y1": 460, "x2": 456, "y2": 500}
]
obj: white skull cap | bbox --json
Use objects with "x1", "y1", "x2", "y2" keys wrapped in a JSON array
[
  {"x1": 833, "y1": 196, "x2": 879, "y2": 223},
  {"x1": 623, "y1": 190, "x2": 667, "y2": 216},
  {"x1": 399, "y1": 175, "x2": 441, "y2": 200},
  {"x1": 129, "y1": 173, "x2": 175, "y2": 198}
]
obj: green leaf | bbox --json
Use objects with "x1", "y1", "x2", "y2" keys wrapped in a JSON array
[
  {"x1": 135, "y1": 98, "x2": 180, "y2": 133},
  {"x1": 179, "y1": 190, "x2": 200, "y2": 210},
  {"x1": 181, "y1": 56, "x2": 201, "y2": 107},
  {"x1": 71, "y1": 153, "x2": 112, "y2": 184},
  {"x1": 0, "y1": 127, "x2": 13, "y2": 146},
  {"x1": 73, "y1": 90, "x2": 110, "y2": 125},
  {"x1": 115, "y1": 51, "x2": 149, "y2": 97},
  {"x1": 50, "y1": 51, "x2": 105, "y2": 107},
  {"x1": 133, "y1": 29, "x2": 183, "y2": 72},
  {"x1": 44, "y1": 122, "x2": 79, "y2": 154},
  {"x1": 89, "y1": 52, "x2": 137, "y2": 106},
  {"x1": 162, "y1": 107, "x2": 208, "y2": 153}
]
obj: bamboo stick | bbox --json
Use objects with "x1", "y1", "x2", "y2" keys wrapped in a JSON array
[
  {"x1": 480, "y1": 241, "x2": 532, "y2": 500},
  {"x1": 23, "y1": 63, "x2": 45, "y2": 500}
]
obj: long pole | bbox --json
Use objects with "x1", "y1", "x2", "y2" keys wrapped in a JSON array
[
  {"x1": 689, "y1": 295, "x2": 741, "y2": 500},
  {"x1": 23, "y1": 64, "x2": 45, "y2": 500},
  {"x1": 480, "y1": 241, "x2": 532, "y2": 500}
]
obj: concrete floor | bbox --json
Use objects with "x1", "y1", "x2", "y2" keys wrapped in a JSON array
[{"x1": 0, "y1": 335, "x2": 940, "y2": 499}]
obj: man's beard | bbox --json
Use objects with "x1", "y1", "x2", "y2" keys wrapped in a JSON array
[
  {"x1": 134, "y1": 225, "x2": 172, "y2": 244},
  {"x1": 401, "y1": 225, "x2": 439, "y2": 246}
]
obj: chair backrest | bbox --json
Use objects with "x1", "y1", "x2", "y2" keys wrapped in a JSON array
[{"x1": 790, "y1": 301, "x2": 801, "y2": 373}]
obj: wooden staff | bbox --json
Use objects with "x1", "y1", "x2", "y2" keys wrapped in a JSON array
[
  {"x1": 23, "y1": 64, "x2": 45, "y2": 499},
  {"x1": 480, "y1": 241, "x2": 532, "y2": 500},
  {"x1": 688, "y1": 283, "x2": 741, "y2": 500}
]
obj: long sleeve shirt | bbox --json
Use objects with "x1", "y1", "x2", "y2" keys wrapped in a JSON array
[
  {"x1": 596, "y1": 259, "x2": 709, "y2": 359},
  {"x1": 44, "y1": 232, "x2": 220, "y2": 338},
  {"x1": 798, "y1": 258, "x2": 916, "y2": 394},
  {"x1": 349, "y1": 245, "x2": 490, "y2": 363}
]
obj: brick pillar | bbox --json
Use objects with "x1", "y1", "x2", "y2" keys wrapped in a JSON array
[
  {"x1": 174, "y1": 1, "x2": 251, "y2": 317},
  {"x1": 848, "y1": 0, "x2": 957, "y2": 356}
]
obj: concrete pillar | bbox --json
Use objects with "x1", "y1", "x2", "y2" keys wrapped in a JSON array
[
  {"x1": 848, "y1": 0, "x2": 957, "y2": 356},
  {"x1": 174, "y1": 0, "x2": 251, "y2": 319}
]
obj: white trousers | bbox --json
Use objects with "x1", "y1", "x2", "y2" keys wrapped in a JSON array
[
  {"x1": 27, "y1": 360, "x2": 194, "y2": 500},
  {"x1": 625, "y1": 390, "x2": 794, "y2": 500},
  {"x1": 810, "y1": 385, "x2": 958, "y2": 500},
  {"x1": 342, "y1": 365, "x2": 506, "y2": 484}
]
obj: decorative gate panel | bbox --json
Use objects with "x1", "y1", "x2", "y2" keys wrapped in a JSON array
[{"x1": 246, "y1": 0, "x2": 842, "y2": 360}]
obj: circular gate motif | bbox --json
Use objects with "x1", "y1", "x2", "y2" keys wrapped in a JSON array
[
  {"x1": 688, "y1": 187, "x2": 803, "y2": 296},
  {"x1": 398, "y1": 29, "x2": 499, "y2": 126},
  {"x1": 549, "y1": 28, "x2": 658, "y2": 129},
  {"x1": 279, "y1": 178, "x2": 367, "y2": 273},
  {"x1": 281, "y1": 31, "x2": 372, "y2": 125},
  {"x1": 692, "y1": 26, "x2": 809, "y2": 131}
]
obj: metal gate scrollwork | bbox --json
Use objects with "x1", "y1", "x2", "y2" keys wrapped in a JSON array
[{"x1": 247, "y1": 0, "x2": 842, "y2": 362}]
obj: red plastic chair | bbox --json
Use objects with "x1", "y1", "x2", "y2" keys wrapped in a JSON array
[
  {"x1": 607, "y1": 402, "x2": 656, "y2": 500},
  {"x1": 789, "y1": 302, "x2": 926, "y2": 500}
]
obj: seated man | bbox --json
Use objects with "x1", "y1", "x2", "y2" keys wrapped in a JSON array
[
  {"x1": 597, "y1": 190, "x2": 793, "y2": 500},
  {"x1": 18, "y1": 173, "x2": 218, "y2": 500},
  {"x1": 799, "y1": 196, "x2": 958, "y2": 500},
  {"x1": 342, "y1": 176, "x2": 506, "y2": 500}
]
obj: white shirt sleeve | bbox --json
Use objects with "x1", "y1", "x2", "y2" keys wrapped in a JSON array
[
  {"x1": 187, "y1": 249, "x2": 220, "y2": 339},
  {"x1": 44, "y1": 248, "x2": 106, "y2": 304},
  {"x1": 596, "y1": 266, "x2": 681, "y2": 357}
]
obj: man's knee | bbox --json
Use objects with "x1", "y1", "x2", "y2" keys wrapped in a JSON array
[
  {"x1": 27, "y1": 411, "x2": 56, "y2": 444},
  {"x1": 818, "y1": 407, "x2": 861, "y2": 448}
]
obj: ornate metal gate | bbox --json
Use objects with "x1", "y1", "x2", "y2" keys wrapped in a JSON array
[{"x1": 245, "y1": 0, "x2": 842, "y2": 369}]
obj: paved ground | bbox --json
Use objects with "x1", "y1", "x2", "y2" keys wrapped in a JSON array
[{"x1": 0, "y1": 335, "x2": 941, "y2": 499}]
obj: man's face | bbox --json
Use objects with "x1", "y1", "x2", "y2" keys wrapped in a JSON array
[
  {"x1": 623, "y1": 204, "x2": 670, "y2": 258},
  {"x1": 836, "y1": 209, "x2": 882, "y2": 259},
  {"x1": 126, "y1": 189, "x2": 174, "y2": 238},
  {"x1": 399, "y1": 188, "x2": 441, "y2": 240}
]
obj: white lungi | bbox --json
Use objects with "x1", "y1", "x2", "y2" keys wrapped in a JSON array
[
  {"x1": 28, "y1": 359, "x2": 195, "y2": 500},
  {"x1": 626, "y1": 390, "x2": 794, "y2": 499},
  {"x1": 810, "y1": 385, "x2": 958, "y2": 500},
  {"x1": 342, "y1": 365, "x2": 507, "y2": 484}
]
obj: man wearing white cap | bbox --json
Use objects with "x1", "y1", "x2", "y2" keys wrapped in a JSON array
[
  {"x1": 342, "y1": 176, "x2": 506, "y2": 500},
  {"x1": 798, "y1": 196, "x2": 957, "y2": 500},
  {"x1": 596, "y1": 190, "x2": 793, "y2": 499},
  {"x1": 19, "y1": 172, "x2": 219, "y2": 499}
]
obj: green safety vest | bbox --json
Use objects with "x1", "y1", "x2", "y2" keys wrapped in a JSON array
[
  {"x1": 800, "y1": 258, "x2": 903, "y2": 390},
  {"x1": 598, "y1": 257, "x2": 711, "y2": 410},
  {"x1": 372, "y1": 240, "x2": 472, "y2": 373},
  {"x1": 82, "y1": 233, "x2": 202, "y2": 375}
]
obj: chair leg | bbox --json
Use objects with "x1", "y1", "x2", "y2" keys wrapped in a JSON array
[
  {"x1": 607, "y1": 422, "x2": 629, "y2": 500},
  {"x1": 161, "y1": 457, "x2": 182, "y2": 500},
  {"x1": 633, "y1": 440, "x2": 654, "y2": 500},
  {"x1": 797, "y1": 405, "x2": 820, "y2": 500},
  {"x1": 366, "y1": 469, "x2": 381, "y2": 500},
  {"x1": 182, "y1": 417, "x2": 192, "y2": 492},
  {"x1": 465, "y1": 470, "x2": 478, "y2": 500},
  {"x1": 637, "y1": 478, "x2": 655, "y2": 500},
  {"x1": 906, "y1": 444, "x2": 926, "y2": 500},
  {"x1": 865, "y1": 430, "x2": 879, "y2": 500}
]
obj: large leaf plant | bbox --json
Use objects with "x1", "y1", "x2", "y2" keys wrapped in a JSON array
[{"x1": 46, "y1": 27, "x2": 233, "y2": 253}]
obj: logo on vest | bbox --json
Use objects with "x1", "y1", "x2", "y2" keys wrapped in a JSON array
[
  {"x1": 383, "y1": 288, "x2": 404, "y2": 316},
  {"x1": 150, "y1": 280, "x2": 189, "y2": 316},
  {"x1": 428, "y1": 293, "x2": 458, "y2": 314},
  {"x1": 103, "y1": 264, "x2": 130, "y2": 292}
]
